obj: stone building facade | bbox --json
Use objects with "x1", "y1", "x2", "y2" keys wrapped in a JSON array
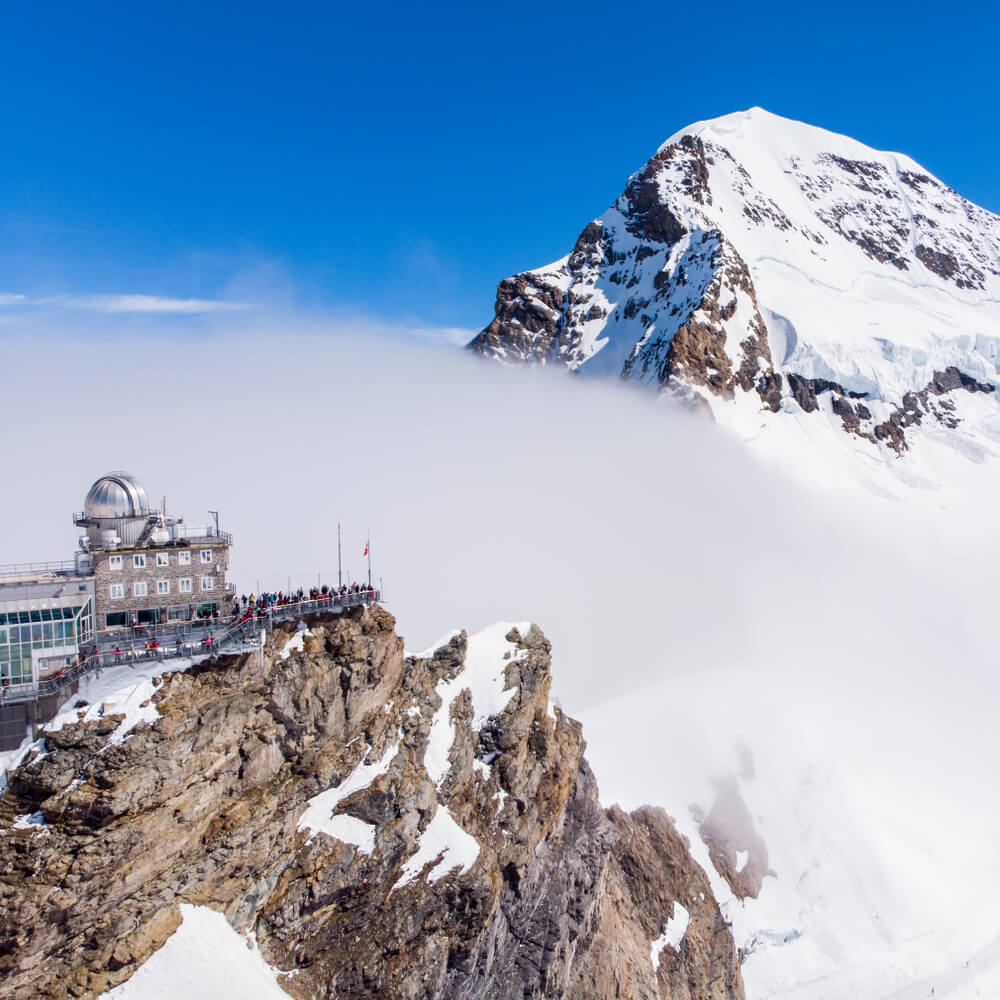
[{"x1": 91, "y1": 537, "x2": 231, "y2": 628}]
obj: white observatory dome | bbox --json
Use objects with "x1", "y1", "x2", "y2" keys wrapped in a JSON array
[{"x1": 84, "y1": 472, "x2": 150, "y2": 520}]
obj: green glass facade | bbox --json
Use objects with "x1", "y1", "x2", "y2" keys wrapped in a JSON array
[{"x1": 0, "y1": 600, "x2": 93, "y2": 686}]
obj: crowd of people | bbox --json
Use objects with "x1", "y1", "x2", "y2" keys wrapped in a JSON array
[{"x1": 235, "y1": 582, "x2": 376, "y2": 616}]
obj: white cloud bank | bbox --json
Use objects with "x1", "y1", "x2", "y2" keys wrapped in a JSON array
[
  {"x1": 60, "y1": 294, "x2": 249, "y2": 314},
  {"x1": 0, "y1": 292, "x2": 246, "y2": 314},
  {"x1": 3, "y1": 313, "x2": 1000, "y2": 996}
]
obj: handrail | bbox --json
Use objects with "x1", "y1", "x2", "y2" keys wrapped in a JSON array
[
  {"x1": 68, "y1": 520, "x2": 233, "y2": 547},
  {"x1": 0, "y1": 590, "x2": 381, "y2": 706},
  {"x1": 0, "y1": 559, "x2": 82, "y2": 579}
]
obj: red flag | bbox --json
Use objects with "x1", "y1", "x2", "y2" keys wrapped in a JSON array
[{"x1": 363, "y1": 541, "x2": 369, "y2": 556}]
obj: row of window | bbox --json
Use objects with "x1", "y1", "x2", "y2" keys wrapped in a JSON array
[
  {"x1": 109, "y1": 577, "x2": 214, "y2": 599},
  {"x1": 108, "y1": 549, "x2": 214, "y2": 570}
]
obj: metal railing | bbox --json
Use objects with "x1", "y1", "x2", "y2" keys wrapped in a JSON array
[
  {"x1": 70, "y1": 516, "x2": 232, "y2": 546},
  {"x1": 0, "y1": 589, "x2": 381, "y2": 706},
  {"x1": 0, "y1": 559, "x2": 82, "y2": 580}
]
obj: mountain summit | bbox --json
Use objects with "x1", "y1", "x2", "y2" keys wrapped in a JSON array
[{"x1": 469, "y1": 108, "x2": 1000, "y2": 457}]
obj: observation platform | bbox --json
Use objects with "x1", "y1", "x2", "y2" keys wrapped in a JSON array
[{"x1": 0, "y1": 590, "x2": 381, "y2": 710}]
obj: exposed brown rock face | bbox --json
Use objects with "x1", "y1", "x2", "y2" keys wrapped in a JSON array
[
  {"x1": 693, "y1": 779, "x2": 771, "y2": 903},
  {"x1": 870, "y1": 367, "x2": 994, "y2": 453},
  {"x1": 622, "y1": 236, "x2": 777, "y2": 412},
  {"x1": 0, "y1": 608, "x2": 742, "y2": 1000}
]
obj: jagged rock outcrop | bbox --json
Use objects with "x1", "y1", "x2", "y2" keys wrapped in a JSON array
[
  {"x1": 0, "y1": 607, "x2": 743, "y2": 999},
  {"x1": 468, "y1": 108, "x2": 1000, "y2": 455}
]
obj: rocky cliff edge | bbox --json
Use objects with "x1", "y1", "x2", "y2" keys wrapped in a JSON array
[{"x1": 0, "y1": 606, "x2": 743, "y2": 1000}]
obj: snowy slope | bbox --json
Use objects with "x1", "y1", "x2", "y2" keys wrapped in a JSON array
[
  {"x1": 100, "y1": 905, "x2": 291, "y2": 999},
  {"x1": 575, "y1": 656, "x2": 1000, "y2": 1000}
]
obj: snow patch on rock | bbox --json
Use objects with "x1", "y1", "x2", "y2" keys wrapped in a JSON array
[
  {"x1": 100, "y1": 904, "x2": 290, "y2": 999},
  {"x1": 423, "y1": 621, "x2": 526, "y2": 788},
  {"x1": 298, "y1": 740, "x2": 398, "y2": 847},
  {"x1": 394, "y1": 804, "x2": 480, "y2": 888},
  {"x1": 651, "y1": 903, "x2": 690, "y2": 972}
]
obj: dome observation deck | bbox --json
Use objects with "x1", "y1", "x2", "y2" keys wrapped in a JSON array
[
  {"x1": 75, "y1": 472, "x2": 155, "y2": 547},
  {"x1": 83, "y1": 472, "x2": 150, "y2": 520}
]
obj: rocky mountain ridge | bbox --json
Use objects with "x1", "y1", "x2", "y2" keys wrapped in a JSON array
[
  {"x1": 0, "y1": 607, "x2": 745, "y2": 999},
  {"x1": 469, "y1": 108, "x2": 1000, "y2": 456}
]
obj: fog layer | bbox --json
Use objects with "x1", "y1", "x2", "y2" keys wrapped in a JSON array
[{"x1": 5, "y1": 320, "x2": 999, "y2": 991}]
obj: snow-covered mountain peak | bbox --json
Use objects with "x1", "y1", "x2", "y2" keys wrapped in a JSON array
[
  {"x1": 659, "y1": 105, "x2": 924, "y2": 176},
  {"x1": 469, "y1": 109, "x2": 1000, "y2": 490}
]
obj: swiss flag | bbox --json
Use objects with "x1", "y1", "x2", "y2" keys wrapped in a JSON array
[{"x1": 363, "y1": 541, "x2": 369, "y2": 556}]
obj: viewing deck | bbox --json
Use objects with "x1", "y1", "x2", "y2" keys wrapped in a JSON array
[{"x1": 0, "y1": 590, "x2": 381, "y2": 707}]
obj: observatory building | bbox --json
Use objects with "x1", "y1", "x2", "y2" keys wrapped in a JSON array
[
  {"x1": 0, "y1": 472, "x2": 232, "y2": 700},
  {"x1": 73, "y1": 472, "x2": 232, "y2": 629}
]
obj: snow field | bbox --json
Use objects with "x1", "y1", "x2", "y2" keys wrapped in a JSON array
[
  {"x1": 99, "y1": 904, "x2": 290, "y2": 999},
  {"x1": 575, "y1": 645, "x2": 1000, "y2": 1000}
]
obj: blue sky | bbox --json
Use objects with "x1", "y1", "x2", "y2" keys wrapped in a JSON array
[{"x1": 2, "y1": 0, "x2": 998, "y2": 336}]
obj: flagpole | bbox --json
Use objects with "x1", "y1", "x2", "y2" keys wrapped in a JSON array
[
  {"x1": 338, "y1": 521, "x2": 342, "y2": 589},
  {"x1": 367, "y1": 529, "x2": 372, "y2": 588}
]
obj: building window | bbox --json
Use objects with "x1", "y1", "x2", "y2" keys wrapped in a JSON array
[
  {"x1": 134, "y1": 581, "x2": 148, "y2": 597},
  {"x1": 105, "y1": 612, "x2": 128, "y2": 628},
  {"x1": 157, "y1": 580, "x2": 170, "y2": 595},
  {"x1": 178, "y1": 551, "x2": 191, "y2": 566},
  {"x1": 156, "y1": 552, "x2": 169, "y2": 567},
  {"x1": 179, "y1": 578, "x2": 192, "y2": 594},
  {"x1": 200, "y1": 549, "x2": 213, "y2": 564},
  {"x1": 109, "y1": 555, "x2": 123, "y2": 571},
  {"x1": 133, "y1": 554, "x2": 146, "y2": 569},
  {"x1": 110, "y1": 583, "x2": 124, "y2": 599},
  {"x1": 200, "y1": 576, "x2": 214, "y2": 592}
]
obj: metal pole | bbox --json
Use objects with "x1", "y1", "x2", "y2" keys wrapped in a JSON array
[
  {"x1": 367, "y1": 529, "x2": 371, "y2": 588},
  {"x1": 338, "y1": 521, "x2": 342, "y2": 588}
]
